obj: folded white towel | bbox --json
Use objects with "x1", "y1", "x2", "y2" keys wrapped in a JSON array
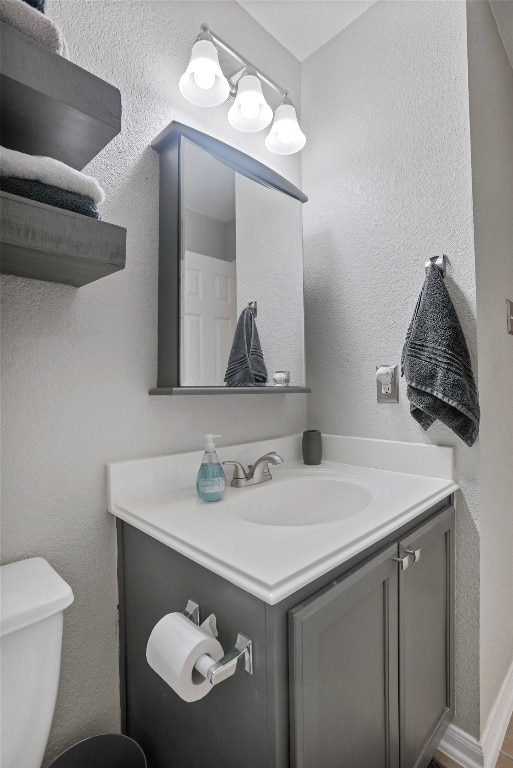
[
  {"x1": 0, "y1": 147, "x2": 105, "y2": 204},
  {"x1": 0, "y1": 0, "x2": 67, "y2": 56}
]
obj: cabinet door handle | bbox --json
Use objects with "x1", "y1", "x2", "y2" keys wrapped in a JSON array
[
  {"x1": 393, "y1": 555, "x2": 410, "y2": 570},
  {"x1": 405, "y1": 548, "x2": 421, "y2": 564}
]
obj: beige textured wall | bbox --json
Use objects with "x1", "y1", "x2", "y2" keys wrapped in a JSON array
[
  {"x1": 0, "y1": 2, "x2": 305, "y2": 762},
  {"x1": 301, "y1": 0, "x2": 481, "y2": 736},
  {"x1": 467, "y1": 0, "x2": 513, "y2": 732}
]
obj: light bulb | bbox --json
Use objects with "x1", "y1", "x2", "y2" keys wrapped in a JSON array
[
  {"x1": 179, "y1": 39, "x2": 229, "y2": 107},
  {"x1": 228, "y1": 74, "x2": 273, "y2": 132},
  {"x1": 276, "y1": 120, "x2": 295, "y2": 143},
  {"x1": 193, "y1": 67, "x2": 215, "y2": 91},
  {"x1": 265, "y1": 102, "x2": 306, "y2": 155},
  {"x1": 239, "y1": 94, "x2": 259, "y2": 120}
]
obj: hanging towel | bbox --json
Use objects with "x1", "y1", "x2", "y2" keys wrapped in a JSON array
[
  {"x1": 1, "y1": 177, "x2": 99, "y2": 218},
  {"x1": 0, "y1": 0, "x2": 66, "y2": 55},
  {"x1": 224, "y1": 306, "x2": 268, "y2": 387},
  {"x1": 0, "y1": 147, "x2": 105, "y2": 205},
  {"x1": 401, "y1": 265, "x2": 479, "y2": 447}
]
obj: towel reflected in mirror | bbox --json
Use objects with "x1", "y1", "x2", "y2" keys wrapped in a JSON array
[{"x1": 224, "y1": 305, "x2": 268, "y2": 387}]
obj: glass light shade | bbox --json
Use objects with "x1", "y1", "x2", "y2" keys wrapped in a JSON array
[
  {"x1": 265, "y1": 103, "x2": 306, "y2": 155},
  {"x1": 228, "y1": 74, "x2": 273, "y2": 132},
  {"x1": 179, "y1": 40, "x2": 230, "y2": 107}
]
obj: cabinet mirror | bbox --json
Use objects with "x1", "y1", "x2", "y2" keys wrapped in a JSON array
[{"x1": 150, "y1": 122, "x2": 310, "y2": 395}]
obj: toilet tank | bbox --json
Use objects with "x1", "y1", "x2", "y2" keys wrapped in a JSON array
[{"x1": 0, "y1": 558, "x2": 74, "y2": 768}]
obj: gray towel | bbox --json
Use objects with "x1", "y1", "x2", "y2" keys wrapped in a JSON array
[
  {"x1": 401, "y1": 265, "x2": 479, "y2": 446},
  {"x1": 224, "y1": 306, "x2": 268, "y2": 387},
  {"x1": 1, "y1": 177, "x2": 100, "y2": 218}
]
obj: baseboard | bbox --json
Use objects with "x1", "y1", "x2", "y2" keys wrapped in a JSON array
[
  {"x1": 481, "y1": 658, "x2": 513, "y2": 767},
  {"x1": 438, "y1": 724, "x2": 483, "y2": 768},
  {"x1": 438, "y1": 658, "x2": 513, "y2": 768}
]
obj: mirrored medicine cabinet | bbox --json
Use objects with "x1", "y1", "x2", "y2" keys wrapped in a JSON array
[{"x1": 149, "y1": 121, "x2": 311, "y2": 395}]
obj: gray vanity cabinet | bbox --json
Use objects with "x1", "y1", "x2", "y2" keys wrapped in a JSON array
[
  {"x1": 289, "y1": 507, "x2": 454, "y2": 768},
  {"x1": 118, "y1": 503, "x2": 453, "y2": 768}
]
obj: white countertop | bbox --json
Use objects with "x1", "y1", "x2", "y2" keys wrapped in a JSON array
[{"x1": 108, "y1": 435, "x2": 458, "y2": 605}]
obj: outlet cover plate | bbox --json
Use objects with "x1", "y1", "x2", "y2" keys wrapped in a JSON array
[
  {"x1": 376, "y1": 365, "x2": 399, "y2": 403},
  {"x1": 507, "y1": 300, "x2": 513, "y2": 335}
]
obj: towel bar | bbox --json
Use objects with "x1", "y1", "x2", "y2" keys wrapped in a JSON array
[{"x1": 425, "y1": 255, "x2": 446, "y2": 277}]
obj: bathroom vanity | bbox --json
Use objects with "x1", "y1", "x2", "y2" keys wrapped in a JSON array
[{"x1": 109, "y1": 435, "x2": 456, "y2": 768}]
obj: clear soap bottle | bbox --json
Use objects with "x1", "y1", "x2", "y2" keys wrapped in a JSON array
[{"x1": 196, "y1": 434, "x2": 227, "y2": 502}]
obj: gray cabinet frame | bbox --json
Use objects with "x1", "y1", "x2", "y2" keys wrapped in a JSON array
[{"x1": 149, "y1": 122, "x2": 309, "y2": 395}]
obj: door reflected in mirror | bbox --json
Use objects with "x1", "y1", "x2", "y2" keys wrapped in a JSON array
[{"x1": 180, "y1": 138, "x2": 305, "y2": 388}]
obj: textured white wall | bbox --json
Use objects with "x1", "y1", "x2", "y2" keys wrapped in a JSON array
[
  {"x1": 467, "y1": 0, "x2": 513, "y2": 731},
  {"x1": 0, "y1": 1, "x2": 305, "y2": 762},
  {"x1": 301, "y1": 0, "x2": 481, "y2": 736}
]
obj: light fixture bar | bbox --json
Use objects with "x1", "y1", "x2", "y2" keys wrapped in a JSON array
[{"x1": 199, "y1": 24, "x2": 288, "y2": 100}]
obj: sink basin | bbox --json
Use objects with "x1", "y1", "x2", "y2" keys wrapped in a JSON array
[{"x1": 231, "y1": 470, "x2": 388, "y2": 527}]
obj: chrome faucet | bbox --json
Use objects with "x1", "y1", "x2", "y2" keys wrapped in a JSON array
[{"x1": 223, "y1": 452, "x2": 284, "y2": 488}]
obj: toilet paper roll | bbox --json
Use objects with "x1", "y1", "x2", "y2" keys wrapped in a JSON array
[
  {"x1": 194, "y1": 653, "x2": 217, "y2": 679},
  {"x1": 146, "y1": 613, "x2": 224, "y2": 702}
]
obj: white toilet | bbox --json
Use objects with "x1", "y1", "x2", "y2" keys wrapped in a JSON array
[{"x1": 0, "y1": 557, "x2": 74, "y2": 768}]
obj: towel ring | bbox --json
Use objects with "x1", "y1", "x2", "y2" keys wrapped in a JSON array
[{"x1": 424, "y1": 255, "x2": 446, "y2": 277}]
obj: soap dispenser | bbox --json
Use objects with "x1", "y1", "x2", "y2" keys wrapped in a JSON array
[{"x1": 196, "y1": 434, "x2": 227, "y2": 502}]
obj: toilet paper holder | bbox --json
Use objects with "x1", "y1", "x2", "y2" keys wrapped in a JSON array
[
  {"x1": 183, "y1": 599, "x2": 200, "y2": 625},
  {"x1": 183, "y1": 599, "x2": 254, "y2": 684}
]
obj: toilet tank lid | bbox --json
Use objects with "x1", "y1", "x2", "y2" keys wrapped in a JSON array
[{"x1": 0, "y1": 557, "x2": 74, "y2": 637}]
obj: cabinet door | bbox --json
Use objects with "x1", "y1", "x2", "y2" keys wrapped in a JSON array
[
  {"x1": 399, "y1": 507, "x2": 455, "y2": 768},
  {"x1": 289, "y1": 545, "x2": 399, "y2": 768}
]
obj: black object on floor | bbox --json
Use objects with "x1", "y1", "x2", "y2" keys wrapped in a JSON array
[
  {"x1": 0, "y1": 177, "x2": 99, "y2": 218},
  {"x1": 48, "y1": 734, "x2": 146, "y2": 768},
  {"x1": 428, "y1": 759, "x2": 447, "y2": 768}
]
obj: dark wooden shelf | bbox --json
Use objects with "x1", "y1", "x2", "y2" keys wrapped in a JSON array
[
  {"x1": 0, "y1": 22, "x2": 122, "y2": 170},
  {"x1": 149, "y1": 386, "x2": 311, "y2": 396},
  {"x1": 0, "y1": 192, "x2": 126, "y2": 286}
]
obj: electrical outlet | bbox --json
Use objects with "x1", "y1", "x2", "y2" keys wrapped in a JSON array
[{"x1": 376, "y1": 365, "x2": 399, "y2": 403}]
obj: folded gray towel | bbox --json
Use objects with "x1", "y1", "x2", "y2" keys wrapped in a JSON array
[
  {"x1": 1, "y1": 177, "x2": 99, "y2": 218},
  {"x1": 224, "y1": 306, "x2": 268, "y2": 387},
  {"x1": 401, "y1": 265, "x2": 480, "y2": 446},
  {"x1": 0, "y1": 0, "x2": 66, "y2": 55}
]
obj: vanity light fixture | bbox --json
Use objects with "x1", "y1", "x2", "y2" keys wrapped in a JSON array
[{"x1": 179, "y1": 24, "x2": 306, "y2": 154}]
